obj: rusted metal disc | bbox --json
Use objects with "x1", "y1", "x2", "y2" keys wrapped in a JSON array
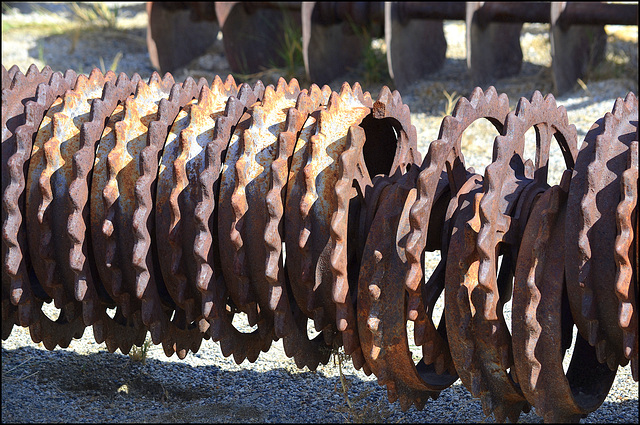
[
  {"x1": 2, "y1": 64, "x2": 43, "y2": 339},
  {"x1": 263, "y1": 84, "x2": 335, "y2": 369},
  {"x1": 397, "y1": 88, "x2": 510, "y2": 403},
  {"x1": 357, "y1": 169, "x2": 453, "y2": 411},
  {"x1": 156, "y1": 75, "x2": 237, "y2": 328},
  {"x1": 192, "y1": 80, "x2": 272, "y2": 364},
  {"x1": 3, "y1": 66, "x2": 84, "y2": 349},
  {"x1": 404, "y1": 87, "x2": 511, "y2": 327},
  {"x1": 283, "y1": 82, "x2": 375, "y2": 371},
  {"x1": 614, "y1": 140, "x2": 638, "y2": 380},
  {"x1": 282, "y1": 88, "x2": 332, "y2": 337},
  {"x1": 2, "y1": 64, "x2": 56, "y2": 331},
  {"x1": 512, "y1": 175, "x2": 617, "y2": 422},
  {"x1": 65, "y1": 70, "x2": 147, "y2": 353},
  {"x1": 217, "y1": 78, "x2": 301, "y2": 358},
  {"x1": 565, "y1": 92, "x2": 638, "y2": 371},
  {"x1": 329, "y1": 84, "x2": 423, "y2": 374},
  {"x1": 424, "y1": 170, "x2": 475, "y2": 370},
  {"x1": 303, "y1": 82, "x2": 374, "y2": 371},
  {"x1": 470, "y1": 91, "x2": 577, "y2": 422},
  {"x1": 232, "y1": 77, "x2": 302, "y2": 331},
  {"x1": 218, "y1": 77, "x2": 332, "y2": 369},
  {"x1": 356, "y1": 82, "x2": 482, "y2": 409},
  {"x1": 444, "y1": 176, "x2": 489, "y2": 402},
  {"x1": 26, "y1": 69, "x2": 121, "y2": 350},
  {"x1": 131, "y1": 74, "x2": 208, "y2": 359},
  {"x1": 26, "y1": 69, "x2": 116, "y2": 310},
  {"x1": 89, "y1": 72, "x2": 175, "y2": 340}
]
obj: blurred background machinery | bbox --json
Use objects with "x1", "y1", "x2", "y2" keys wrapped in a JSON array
[{"x1": 146, "y1": 1, "x2": 638, "y2": 94}]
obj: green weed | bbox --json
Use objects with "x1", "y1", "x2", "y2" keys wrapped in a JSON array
[
  {"x1": 37, "y1": 42, "x2": 44, "y2": 63},
  {"x1": 99, "y1": 51, "x2": 123, "y2": 74},
  {"x1": 346, "y1": 19, "x2": 389, "y2": 87},
  {"x1": 362, "y1": 36, "x2": 388, "y2": 87},
  {"x1": 69, "y1": 2, "x2": 120, "y2": 30},
  {"x1": 274, "y1": 8, "x2": 304, "y2": 80}
]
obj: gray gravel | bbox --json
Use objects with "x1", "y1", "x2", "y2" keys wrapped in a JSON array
[{"x1": 2, "y1": 3, "x2": 638, "y2": 423}]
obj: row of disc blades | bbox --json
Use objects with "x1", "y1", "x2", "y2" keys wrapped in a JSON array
[{"x1": 2, "y1": 64, "x2": 637, "y2": 423}]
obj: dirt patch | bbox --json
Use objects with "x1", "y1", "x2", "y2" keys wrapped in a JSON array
[
  {"x1": 35, "y1": 353, "x2": 212, "y2": 402},
  {"x1": 146, "y1": 403, "x2": 265, "y2": 423}
]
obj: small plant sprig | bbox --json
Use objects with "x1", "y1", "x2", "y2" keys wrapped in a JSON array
[
  {"x1": 333, "y1": 345, "x2": 354, "y2": 410},
  {"x1": 442, "y1": 89, "x2": 462, "y2": 117},
  {"x1": 128, "y1": 337, "x2": 152, "y2": 364},
  {"x1": 100, "y1": 51, "x2": 123, "y2": 74},
  {"x1": 69, "y1": 2, "x2": 120, "y2": 30},
  {"x1": 275, "y1": 8, "x2": 304, "y2": 80},
  {"x1": 345, "y1": 18, "x2": 389, "y2": 87},
  {"x1": 330, "y1": 344, "x2": 396, "y2": 423}
]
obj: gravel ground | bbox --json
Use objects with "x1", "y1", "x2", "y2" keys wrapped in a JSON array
[{"x1": 2, "y1": 3, "x2": 638, "y2": 423}]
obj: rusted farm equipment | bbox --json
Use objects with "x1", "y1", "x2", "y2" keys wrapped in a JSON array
[
  {"x1": 146, "y1": 1, "x2": 638, "y2": 94},
  {"x1": 2, "y1": 63, "x2": 638, "y2": 423}
]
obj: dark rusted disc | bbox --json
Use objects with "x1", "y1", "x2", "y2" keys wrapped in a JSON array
[
  {"x1": 470, "y1": 91, "x2": 577, "y2": 422},
  {"x1": 1, "y1": 65, "x2": 43, "y2": 338},
  {"x1": 614, "y1": 140, "x2": 638, "y2": 380},
  {"x1": 3, "y1": 66, "x2": 83, "y2": 349},
  {"x1": 404, "y1": 87, "x2": 511, "y2": 329},
  {"x1": 284, "y1": 84, "x2": 370, "y2": 355},
  {"x1": 396, "y1": 88, "x2": 511, "y2": 406},
  {"x1": 231, "y1": 77, "x2": 302, "y2": 333},
  {"x1": 26, "y1": 70, "x2": 124, "y2": 351},
  {"x1": 26, "y1": 69, "x2": 116, "y2": 311},
  {"x1": 3, "y1": 65, "x2": 56, "y2": 330},
  {"x1": 131, "y1": 75, "x2": 208, "y2": 358},
  {"x1": 193, "y1": 80, "x2": 274, "y2": 364},
  {"x1": 358, "y1": 169, "x2": 454, "y2": 411},
  {"x1": 217, "y1": 79, "x2": 301, "y2": 357},
  {"x1": 565, "y1": 92, "x2": 638, "y2": 371},
  {"x1": 216, "y1": 2, "x2": 302, "y2": 75},
  {"x1": 155, "y1": 76, "x2": 236, "y2": 328},
  {"x1": 444, "y1": 174, "x2": 534, "y2": 423},
  {"x1": 16, "y1": 69, "x2": 90, "y2": 349},
  {"x1": 279, "y1": 82, "x2": 375, "y2": 372},
  {"x1": 512, "y1": 176, "x2": 617, "y2": 422},
  {"x1": 444, "y1": 176, "x2": 488, "y2": 400},
  {"x1": 264, "y1": 84, "x2": 336, "y2": 369},
  {"x1": 330, "y1": 85, "x2": 422, "y2": 374},
  {"x1": 66, "y1": 70, "x2": 147, "y2": 352},
  {"x1": 89, "y1": 72, "x2": 175, "y2": 338},
  {"x1": 146, "y1": 2, "x2": 219, "y2": 74}
]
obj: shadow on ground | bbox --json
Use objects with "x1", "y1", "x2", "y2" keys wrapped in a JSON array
[{"x1": 2, "y1": 345, "x2": 637, "y2": 423}]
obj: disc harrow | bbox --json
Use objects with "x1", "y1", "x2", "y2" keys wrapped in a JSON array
[
  {"x1": 2, "y1": 64, "x2": 637, "y2": 423},
  {"x1": 146, "y1": 2, "x2": 637, "y2": 94}
]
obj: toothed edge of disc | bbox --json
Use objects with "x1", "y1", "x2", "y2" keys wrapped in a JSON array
[{"x1": 615, "y1": 138, "x2": 638, "y2": 363}]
